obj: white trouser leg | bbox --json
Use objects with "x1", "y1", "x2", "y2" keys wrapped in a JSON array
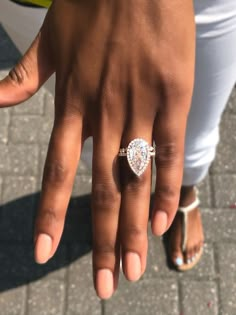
[{"x1": 183, "y1": 0, "x2": 236, "y2": 186}]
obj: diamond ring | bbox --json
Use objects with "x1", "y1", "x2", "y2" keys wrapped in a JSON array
[{"x1": 118, "y1": 138, "x2": 156, "y2": 176}]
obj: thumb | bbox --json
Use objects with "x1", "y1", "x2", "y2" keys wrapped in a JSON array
[{"x1": 0, "y1": 28, "x2": 54, "y2": 107}]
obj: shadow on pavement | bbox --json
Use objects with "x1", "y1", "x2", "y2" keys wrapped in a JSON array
[
  {"x1": 0, "y1": 192, "x2": 92, "y2": 292},
  {"x1": 0, "y1": 25, "x2": 21, "y2": 70}
]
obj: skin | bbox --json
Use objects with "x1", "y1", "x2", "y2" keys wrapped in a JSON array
[
  {"x1": 170, "y1": 185, "x2": 204, "y2": 266},
  {"x1": 0, "y1": 0, "x2": 196, "y2": 299}
]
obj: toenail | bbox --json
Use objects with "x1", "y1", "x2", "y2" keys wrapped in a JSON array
[
  {"x1": 175, "y1": 257, "x2": 183, "y2": 266},
  {"x1": 187, "y1": 258, "x2": 191, "y2": 264}
]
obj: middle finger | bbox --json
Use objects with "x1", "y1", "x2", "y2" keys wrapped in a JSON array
[{"x1": 119, "y1": 84, "x2": 157, "y2": 281}]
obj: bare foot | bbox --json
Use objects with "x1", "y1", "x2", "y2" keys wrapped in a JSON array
[{"x1": 168, "y1": 186, "x2": 204, "y2": 269}]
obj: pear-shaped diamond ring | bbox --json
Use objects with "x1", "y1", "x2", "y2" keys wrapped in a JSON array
[{"x1": 118, "y1": 138, "x2": 156, "y2": 176}]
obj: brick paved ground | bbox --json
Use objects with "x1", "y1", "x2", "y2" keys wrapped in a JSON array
[{"x1": 0, "y1": 24, "x2": 236, "y2": 315}]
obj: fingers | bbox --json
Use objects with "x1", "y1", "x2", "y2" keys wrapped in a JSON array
[
  {"x1": 91, "y1": 130, "x2": 122, "y2": 299},
  {"x1": 119, "y1": 133, "x2": 152, "y2": 282},
  {"x1": 34, "y1": 112, "x2": 83, "y2": 264},
  {"x1": 151, "y1": 103, "x2": 188, "y2": 236},
  {"x1": 0, "y1": 26, "x2": 54, "y2": 107}
]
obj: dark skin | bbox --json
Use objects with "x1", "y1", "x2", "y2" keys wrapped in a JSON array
[{"x1": 0, "y1": 0, "x2": 195, "y2": 299}]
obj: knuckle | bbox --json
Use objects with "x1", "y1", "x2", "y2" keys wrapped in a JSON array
[
  {"x1": 159, "y1": 68, "x2": 193, "y2": 101},
  {"x1": 55, "y1": 90, "x2": 84, "y2": 119},
  {"x1": 92, "y1": 183, "x2": 120, "y2": 209},
  {"x1": 37, "y1": 207, "x2": 58, "y2": 225},
  {"x1": 9, "y1": 61, "x2": 29, "y2": 86},
  {"x1": 43, "y1": 160, "x2": 69, "y2": 185},
  {"x1": 124, "y1": 171, "x2": 150, "y2": 192},
  {"x1": 122, "y1": 225, "x2": 146, "y2": 243},
  {"x1": 156, "y1": 143, "x2": 181, "y2": 167},
  {"x1": 93, "y1": 242, "x2": 115, "y2": 256},
  {"x1": 155, "y1": 184, "x2": 179, "y2": 202}
]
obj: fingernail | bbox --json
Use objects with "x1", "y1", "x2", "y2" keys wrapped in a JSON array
[
  {"x1": 96, "y1": 269, "x2": 114, "y2": 300},
  {"x1": 175, "y1": 257, "x2": 183, "y2": 266},
  {"x1": 125, "y1": 252, "x2": 141, "y2": 281},
  {"x1": 34, "y1": 233, "x2": 52, "y2": 264},
  {"x1": 152, "y1": 210, "x2": 168, "y2": 235}
]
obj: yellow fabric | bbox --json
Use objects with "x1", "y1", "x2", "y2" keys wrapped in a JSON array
[{"x1": 14, "y1": 0, "x2": 51, "y2": 8}]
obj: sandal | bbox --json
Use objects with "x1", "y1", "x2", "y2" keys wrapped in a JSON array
[{"x1": 170, "y1": 187, "x2": 204, "y2": 271}]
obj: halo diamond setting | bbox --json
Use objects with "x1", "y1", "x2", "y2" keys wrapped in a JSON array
[{"x1": 119, "y1": 138, "x2": 155, "y2": 176}]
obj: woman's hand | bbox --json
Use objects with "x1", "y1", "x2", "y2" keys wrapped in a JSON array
[{"x1": 0, "y1": 0, "x2": 195, "y2": 299}]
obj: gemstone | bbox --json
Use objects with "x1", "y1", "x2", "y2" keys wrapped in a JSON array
[{"x1": 127, "y1": 139, "x2": 151, "y2": 176}]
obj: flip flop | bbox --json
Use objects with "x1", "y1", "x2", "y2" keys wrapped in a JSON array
[{"x1": 170, "y1": 187, "x2": 204, "y2": 271}]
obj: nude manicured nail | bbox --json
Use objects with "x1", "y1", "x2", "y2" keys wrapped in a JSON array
[
  {"x1": 96, "y1": 269, "x2": 114, "y2": 300},
  {"x1": 125, "y1": 252, "x2": 141, "y2": 281},
  {"x1": 152, "y1": 210, "x2": 168, "y2": 236},
  {"x1": 34, "y1": 233, "x2": 52, "y2": 264}
]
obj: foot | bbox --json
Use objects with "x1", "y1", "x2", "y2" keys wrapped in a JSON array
[{"x1": 168, "y1": 186, "x2": 204, "y2": 270}]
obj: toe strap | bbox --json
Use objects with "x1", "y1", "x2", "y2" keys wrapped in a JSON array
[
  {"x1": 178, "y1": 196, "x2": 200, "y2": 214},
  {"x1": 178, "y1": 187, "x2": 200, "y2": 252}
]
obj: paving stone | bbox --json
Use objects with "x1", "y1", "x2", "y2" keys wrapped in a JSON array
[
  {"x1": 197, "y1": 175, "x2": 212, "y2": 207},
  {"x1": 63, "y1": 215, "x2": 92, "y2": 242},
  {"x1": 105, "y1": 277, "x2": 179, "y2": 315},
  {"x1": 0, "y1": 70, "x2": 9, "y2": 79},
  {"x1": 212, "y1": 175, "x2": 236, "y2": 208},
  {"x1": 80, "y1": 137, "x2": 93, "y2": 170},
  {"x1": 28, "y1": 270, "x2": 66, "y2": 315},
  {"x1": 0, "y1": 108, "x2": 10, "y2": 144},
  {"x1": 67, "y1": 245, "x2": 101, "y2": 315},
  {"x1": 217, "y1": 243, "x2": 236, "y2": 315},
  {"x1": 145, "y1": 231, "x2": 176, "y2": 278},
  {"x1": 2, "y1": 176, "x2": 36, "y2": 203},
  {"x1": 44, "y1": 91, "x2": 55, "y2": 117},
  {"x1": 12, "y1": 88, "x2": 46, "y2": 115},
  {"x1": 180, "y1": 280, "x2": 218, "y2": 315},
  {"x1": 0, "y1": 144, "x2": 39, "y2": 175},
  {"x1": 212, "y1": 113, "x2": 236, "y2": 174},
  {"x1": 0, "y1": 244, "x2": 31, "y2": 281},
  {"x1": 65, "y1": 175, "x2": 92, "y2": 241},
  {"x1": 0, "y1": 244, "x2": 67, "y2": 285},
  {"x1": 9, "y1": 115, "x2": 53, "y2": 144},
  {"x1": 0, "y1": 176, "x2": 37, "y2": 241},
  {"x1": 0, "y1": 284, "x2": 26, "y2": 315},
  {"x1": 146, "y1": 230, "x2": 215, "y2": 279},
  {"x1": 71, "y1": 175, "x2": 92, "y2": 197},
  {"x1": 202, "y1": 209, "x2": 236, "y2": 242},
  {"x1": 27, "y1": 244, "x2": 68, "y2": 281}
]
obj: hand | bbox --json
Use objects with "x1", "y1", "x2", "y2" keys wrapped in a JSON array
[{"x1": 0, "y1": 0, "x2": 196, "y2": 299}]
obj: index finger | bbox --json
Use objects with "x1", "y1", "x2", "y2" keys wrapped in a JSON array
[{"x1": 34, "y1": 109, "x2": 83, "y2": 263}]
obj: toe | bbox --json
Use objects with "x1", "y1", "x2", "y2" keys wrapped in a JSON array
[
  {"x1": 171, "y1": 250, "x2": 184, "y2": 268},
  {"x1": 184, "y1": 247, "x2": 194, "y2": 264},
  {"x1": 196, "y1": 241, "x2": 204, "y2": 254},
  {"x1": 193, "y1": 245, "x2": 199, "y2": 256}
]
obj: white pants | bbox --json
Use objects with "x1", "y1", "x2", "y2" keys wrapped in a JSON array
[
  {"x1": 0, "y1": 0, "x2": 236, "y2": 185},
  {"x1": 183, "y1": 0, "x2": 236, "y2": 185}
]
